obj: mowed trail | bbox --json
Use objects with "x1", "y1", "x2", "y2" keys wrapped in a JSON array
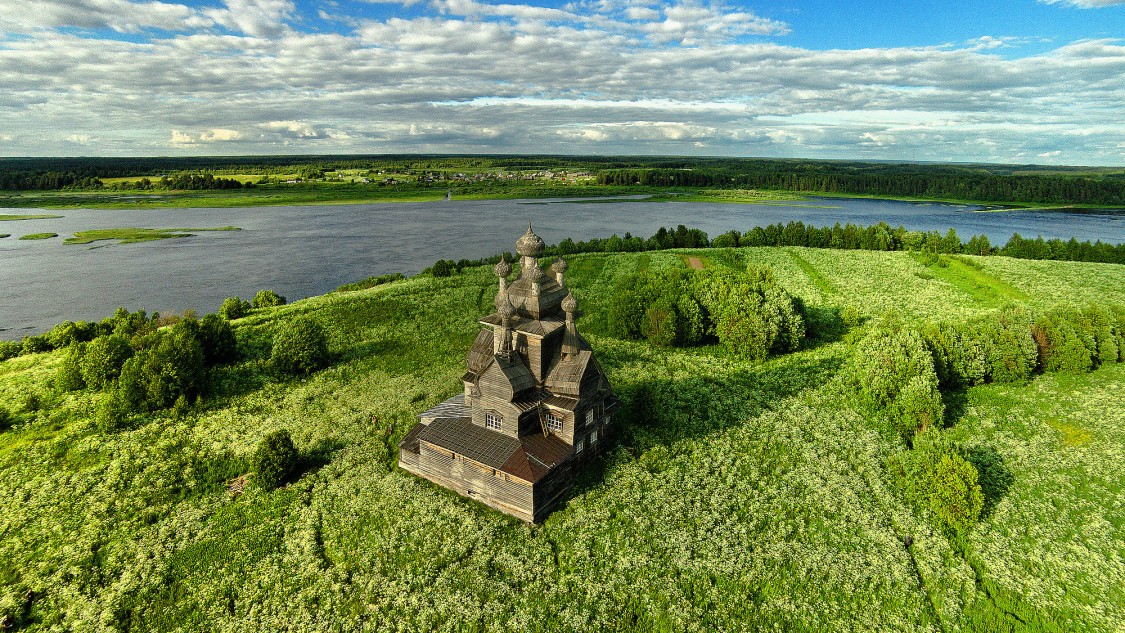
[{"x1": 687, "y1": 256, "x2": 704, "y2": 270}]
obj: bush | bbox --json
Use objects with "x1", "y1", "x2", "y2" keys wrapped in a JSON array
[
  {"x1": 981, "y1": 307, "x2": 1038, "y2": 383},
  {"x1": 1032, "y1": 309, "x2": 1095, "y2": 374},
  {"x1": 891, "y1": 434, "x2": 984, "y2": 538},
  {"x1": 55, "y1": 344, "x2": 87, "y2": 392},
  {"x1": 271, "y1": 317, "x2": 330, "y2": 375},
  {"x1": 1111, "y1": 304, "x2": 1125, "y2": 362},
  {"x1": 80, "y1": 334, "x2": 134, "y2": 390},
  {"x1": 641, "y1": 296, "x2": 679, "y2": 347},
  {"x1": 46, "y1": 321, "x2": 96, "y2": 349},
  {"x1": 1080, "y1": 304, "x2": 1119, "y2": 366},
  {"x1": 198, "y1": 313, "x2": 238, "y2": 365},
  {"x1": 431, "y1": 259, "x2": 454, "y2": 277},
  {"x1": 116, "y1": 327, "x2": 205, "y2": 412},
  {"x1": 253, "y1": 429, "x2": 298, "y2": 490},
  {"x1": 0, "y1": 340, "x2": 20, "y2": 362},
  {"x1": 253, "y1": 290, "x2": 287, "y2": 309},
  {"x1": 20, "y1": 335, "x2": 52, "y2": 355},
  {"x1": 846, "y1": 319, "x2": 944, "y2": 440},
  {"x1": 0, "y1": 406, "x2": 12, "y2": 432},
  {"x1": 923, "y1": 322, "x2": 987, "y2": 389},
  {"x1": 219, "y1": 297, "x2": 252, "y2": 320}
]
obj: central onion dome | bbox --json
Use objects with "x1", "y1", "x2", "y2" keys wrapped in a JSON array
[{"x1": 515, "y1": 222, "x2": 545, "y2": 258}]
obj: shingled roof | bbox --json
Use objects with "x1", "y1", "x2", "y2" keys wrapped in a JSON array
[{"x1": 416, "y1": 414, "x2": 573, "y2": 483}]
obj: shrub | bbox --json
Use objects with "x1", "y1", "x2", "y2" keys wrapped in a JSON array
[
  {"x1": 198, "y1": 313, "x2": 238, "y2": 365},
  {"x1": 923, "y1": 322, "x2": 987, "y2": 389},
  {"x1": 890, "y1": 434, "x2": 984, "y2": 538},
  {"x1": 116, "y1": 327, "x2": 205, "y2": 411},
  {"x1": 0, "y1": 340, "x2": 21, "y2": 362},
  {"x1": 55, "y1": 344, "x2": 87, "y2": 392},
  {"x1": 253, "y1": 290, "x2": 287, "y2": 309},
  {"x1": 271, "y1": 317, "x2": 330, "y2": 375},
  {"x1": 20, "y1": 335, "x2": 52, "y2": 355},
  {"x1": 253, "y1": 429, "x2": 298, "y2": 490},
  {"x1": 1080, "y1": 304, "x2": 1118, "y2": 366},
  {"x1": 641, "y1": 296, "x2": 679, "y2": 347},
  {"x1": 93, "y1": 394, "x2": 131, "y2": 433},
  {"x1": 46, "y1": 321, "x2": 97, "y2": 349},
  {"x1": 219, "y1": 297, "x2": 252, "y2": 320},
  {"x1": 1111, "y1": 304, "x2": 1125, "y2": 362},
  {"x1": 0, "y1": 406, "x2": 12, "y2": 432},
  {"x1": 981, "y1": 307, "x2": 1038, "y2": 384},
  {"x1": 80, "y1": 334, "x2": 134, "y2": 390},
  {"x1": 1032, "y1": 309, "x2": 1094, "y2": 374},
  {"x1": 845, "y1": 320, "x2": 944, "y2": 440},
  {"x1": 431, "y1": 259, "x2": 453, "y2": 277}
]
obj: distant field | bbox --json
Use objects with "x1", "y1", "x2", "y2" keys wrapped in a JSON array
[{"x1": 1, "y1": 248, "x2": 1123, "y2": 630}]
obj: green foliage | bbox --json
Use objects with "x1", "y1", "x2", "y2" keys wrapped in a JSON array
[
  {"x1": 252, "y1": 429, "x2": 298, "y2": 490},
  {"x1": 0, "y1": 405, "x2": 11, "y2": 431},
  {"x1": 116, "y1": 326, "x2": 205, "y2": 412},
  {"x1": 890, "y1": 433, "x2": 984, "y2": 538},
  {"x1": 1033, "y1": 308, "x2": 1095, "y2": 374},
  {"x1": 430, "y1": 259, "x2": 454, "y2": 277},
  {"x1": 334, "y1": 272, "x2": 405, "y2": 293},
  {"x1": 252, "y1": 289, "x2": 286, "y2": 309},
  {"x1": 846, "y1": 318, "x2": 944, "y2": 439},
  {"x1": 80, "y1": 334, "x2": 134, "y2": 390},
  {"x1": 270, "y1": 317, "x2": 330, "y2": 375},
  {"x1": 979, "y1": 306, "x2": 1038, "y2": 384},
  {"x1": 197, "y1": 313, "x2": 238, "y2": 366},
  {"x1": 54, "y1": 344, "x2": 87, "y2": 392},
  {"x1": 0, "y1": 340, "x2": 21, "y2": 361},
  {"x1": 840, "y1": 304, "x2": 861, "y2": 328},
  {"x1": 219, "y1": 297, "x2": 251, "y2": 320},
  {"x1": 46, "y1": 320, "x2": 97, "y2": 349},
  {"x1": 20, "y1": 334, "x2": 52, "y2": 354}
]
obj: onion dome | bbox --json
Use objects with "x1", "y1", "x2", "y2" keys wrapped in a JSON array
[
  {"x1": 527, "y1": 265, "x2": 545, "y2": 283},
  {"x1": 493, "y1": 255, "x2": 511, "y2": 278},
  {"x1": 498, "y1": 297, "x2": 516, "y2": 320},
  {"x1": 515, "y1": 222, "x2": 545, "y2": 258},
  {"x1": 552, "y1": 257, "x2": 568, "y2": 273},
  {"x1": 562, "y1": 291, "x2": 578, "y2": 314}
]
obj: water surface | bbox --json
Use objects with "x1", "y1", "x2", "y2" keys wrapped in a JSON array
[{"x1": 1, "y1": 197, "x2": 1122, "y2": 337}]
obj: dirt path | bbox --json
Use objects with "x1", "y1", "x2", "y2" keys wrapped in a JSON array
[{"x1": 687, "y1": 256, "x2": 704, "y2": 270}]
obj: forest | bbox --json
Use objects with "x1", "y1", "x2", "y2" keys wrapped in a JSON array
[
  {"x1": 2, "y1": 240, "x2": 1123, "y2": 631},
  {"x1": 3, "y1": 155, "x2": 1125, "y2": 206}
]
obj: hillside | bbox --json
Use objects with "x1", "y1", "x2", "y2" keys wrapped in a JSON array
[{"x1": 1, "y1": 248, "x2": 1123, "y2": 632}]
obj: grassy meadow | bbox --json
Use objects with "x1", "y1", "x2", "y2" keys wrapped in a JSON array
[{"x1": 1, "y1": 247, "x2": 1123, "y2": 631}]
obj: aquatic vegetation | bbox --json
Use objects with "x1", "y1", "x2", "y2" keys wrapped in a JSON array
[{"x1": 63, "y1": 226, "x2": 240, "y2": 246}]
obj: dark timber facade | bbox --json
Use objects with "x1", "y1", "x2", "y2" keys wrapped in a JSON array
[{"x1": 399, "y1": 224, "x2": 618, "y2": 522}]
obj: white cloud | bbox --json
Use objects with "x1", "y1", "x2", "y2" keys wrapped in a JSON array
[
  {"x1": 0, "y1": 5, "x2": 1123, "y2": 163},
  {"x1": 203, "y1": 0, "x2": 294, "y2": 37},
  {"x1": 169, "y1": 130, "x2": 195, "y2": 146},
  {"x1": 66, "y1": 133, "x2": 92, "y2": 144},
  {"x1": 0, "y1": 0, "x2": 208, "y2": 33},
  {"x1": 263, "y1": 120, "x2": 323, "y2": 138},
  {"x1": 1039, "y1": 150, "x2": 1063, "y2": 157},
  {"x1": 1040, "y1": 0, "x2": 1125, "y2": 7},
  {"x1": 198, "y1": 128, "x2": 244, "y2": 142}
]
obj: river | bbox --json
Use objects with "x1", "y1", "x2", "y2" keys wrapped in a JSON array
[{"x1": 1, "y1": 196, "x2": 1122, "y2": 338}]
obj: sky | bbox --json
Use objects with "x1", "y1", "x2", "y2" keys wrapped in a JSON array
[{"x1": 1, "y1": 0, "x2": 1124, "y2": 164}]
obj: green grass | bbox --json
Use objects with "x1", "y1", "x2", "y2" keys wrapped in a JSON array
[
  {"x1": 1, "y1": 248, "x2": 1123, "y2": 630},
  {"x1": 0, "y1": 233, "x2": 9, "y2": 239},
  {"x1": 63, "y1": 226, "x2": 241, "y2": 245},
  {"x1": 0, "y1": 214, "x2": 63, "y2": 221},
  {"x1": 17, "y1": 232, "x2": 57, "y2": 240}
]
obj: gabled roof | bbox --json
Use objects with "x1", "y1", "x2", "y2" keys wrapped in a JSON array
[
  {"x1": 418, "y1": 393, "x2": 470, "y2": 422},
  {"x1": 417, "y1": 417, "x2": 520, "y2": 470},
  {"x1": 479, "y1": 313, "x2": 565, "y2": 338},
  {"x1": 544, "y1": 348, "x2": 593, "y2": 395},
  {"x1": 465, "y1": 330, "x2": 494, "y2": 374},
  {"x1": 416, "y1": 415, "x2": 573, "y2": 483},
  {"x1": 506, "y1": 275, "x2": 569, "y2": 320}
]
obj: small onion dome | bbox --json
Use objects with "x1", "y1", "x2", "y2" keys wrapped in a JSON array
[
  {"x1": 551, "y1": 257, "x2": 568, "y2": 273},
  {"x1": 527, "y1": 265, "x2": 546, "y2": 283},
  {"x1": 515, "y1": 222, "x2": 545, "y2": 257},
  {"x1": 562, "y1": 291, "x2": 578, "y2": 314},
  {"x1": 493, "y1": 255, "x2": 511, "y2": 278},
  {"x1": 498, "y1": 297, "x2": 516, "y2": 320}
]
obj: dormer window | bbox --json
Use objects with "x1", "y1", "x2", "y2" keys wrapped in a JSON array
[
  {"x1": 485, "y1": 413, "x2": 502, "y2": 431},
  {"x1": 546, "y1": 412, "x2": 563, "y2": 432}
]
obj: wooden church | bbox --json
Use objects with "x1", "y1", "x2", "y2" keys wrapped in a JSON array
[{"x1": 399, "y1": 224, "x2": 618, "y2": 522}]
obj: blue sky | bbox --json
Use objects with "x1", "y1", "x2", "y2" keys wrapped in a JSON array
[{"x1": 1, "y1": 0, "x2": 1124, "y2": 164}]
